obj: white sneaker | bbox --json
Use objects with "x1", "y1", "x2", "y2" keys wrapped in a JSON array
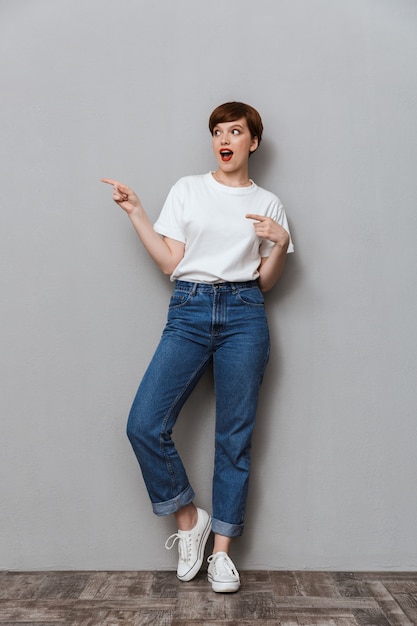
[
  {"x1": 165, "y1": 508, "x2": 211, "y2": 581},
  {"x1": 207, "y1": 551, "x2": 241, "y2": 593}
]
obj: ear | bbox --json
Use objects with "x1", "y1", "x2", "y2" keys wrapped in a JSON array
[{"x1": 249, "y1": 136, "x2": 259, "y2": 153}]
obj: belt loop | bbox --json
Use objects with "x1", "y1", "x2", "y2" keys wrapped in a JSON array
[{"x1": 191, "y1": 282, "x2": 198, "y2": 296}]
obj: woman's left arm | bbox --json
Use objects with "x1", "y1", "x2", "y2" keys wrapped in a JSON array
[{"x1": 246, "y1": 214, "x2": 290, "y2": 293}]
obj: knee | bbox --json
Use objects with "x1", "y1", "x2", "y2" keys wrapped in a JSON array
[
  {"x1": 126, "y1": 408, "x2": 145, "y2": 446},
  {"x1": 126, "y1": 406, "x2": 162, "y2": 450},
  {"x1": 126, "y1": 414, "x2": 134, "y2": 443}
]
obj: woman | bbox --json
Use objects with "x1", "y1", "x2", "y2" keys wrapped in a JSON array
[{"x1": 102, "y1": 101, "x2": 294, "y2": 592}]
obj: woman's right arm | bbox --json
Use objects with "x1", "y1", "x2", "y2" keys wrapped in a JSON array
[{"x1": 101, "y1": 178, "x2": 185, "y2": 275}]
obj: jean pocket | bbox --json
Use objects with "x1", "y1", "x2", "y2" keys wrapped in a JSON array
[
  {"x1": 168, "y1": 289, "x2": 192, "y2": 310},
  {"x1": 235, "y1": 286, "x2": 265, "y2": 306}
]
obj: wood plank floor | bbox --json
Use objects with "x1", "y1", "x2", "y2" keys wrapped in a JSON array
[{"x1": 0, "y1": 570, "x2": 416, "y2": 625}]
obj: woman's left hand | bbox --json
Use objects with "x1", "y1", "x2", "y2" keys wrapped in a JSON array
[{"x1": 246, "y1": 214, "x2": 290, "y2": 249}]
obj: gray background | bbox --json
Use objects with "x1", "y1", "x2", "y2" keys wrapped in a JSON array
[{"x1": 1, "y1": 0, "x2": 416, "y2": 571}]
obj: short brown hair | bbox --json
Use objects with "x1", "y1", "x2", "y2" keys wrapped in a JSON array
[{"x1": 209, "y1": 102, "x2": 263, "y2": 147}]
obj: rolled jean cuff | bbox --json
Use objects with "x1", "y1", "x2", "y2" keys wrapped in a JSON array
[
  {"x1": 152, "y1": 484, "x2": 195, "y2": 516},
  {"x1": 212, "y1": 517, "x2": 244, "y2": 538}
]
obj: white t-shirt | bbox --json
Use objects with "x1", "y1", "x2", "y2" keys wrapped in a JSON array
[{"x1": 153, "y1": 172, "x2": 294, "y2": 283}]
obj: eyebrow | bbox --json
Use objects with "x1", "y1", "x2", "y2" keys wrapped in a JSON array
[{"x1": 215, "y1": 122, "x2": 245, "y2": 130}]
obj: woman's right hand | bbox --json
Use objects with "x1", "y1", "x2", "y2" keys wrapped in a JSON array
[
  {"x1": 101, "y1": 178, "x2": 141, "y2": 215},
  {"x1": 101, "y1": 178, "x2": 184, "y2": 275}
]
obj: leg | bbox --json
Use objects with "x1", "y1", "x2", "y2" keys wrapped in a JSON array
[
  {"x1": 207, "y1": 290, "x2": 269, "y2": 594},
  {"x1": 128, "y1": 331, "x2": 213, "y2": 582},
  {"x1": 211, "y1": 297, "x2": 270, "y2": 537},
  {"x1": 128, "y1": 283, "x2": 216, "y2": 583},
  {"x1": 127, "y1": 330, "x2": 211, "y2": 514}
]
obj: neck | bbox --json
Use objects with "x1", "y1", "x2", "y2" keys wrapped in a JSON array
[{"x1": 212, "y1": 169, "x2": 252, "y2": 188}]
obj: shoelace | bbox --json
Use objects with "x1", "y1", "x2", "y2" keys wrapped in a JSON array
[
  {"x1": 207, "y1": 553, "x2": 239, "y2": 580},
  {"x1": 165, "y1": 532, "x2": 191, "y2": 563}
]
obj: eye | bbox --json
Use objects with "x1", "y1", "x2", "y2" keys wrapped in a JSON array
[
  {"x1": 232, "y1": 128, "x2": 240, "y2": 135},
  {"x1": 213, "y1": 129, "x2": 221, "y2": 136}
]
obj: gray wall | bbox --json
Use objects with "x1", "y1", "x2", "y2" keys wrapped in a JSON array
[{"x1": 1, "y1": 0, "x2": 416, "y2": 571}]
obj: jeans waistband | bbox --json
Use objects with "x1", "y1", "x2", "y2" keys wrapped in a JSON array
[{"x1": 174, "y1": 279, "x2": 259, "y2": 293}]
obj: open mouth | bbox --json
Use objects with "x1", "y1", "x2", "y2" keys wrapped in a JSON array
[{"x1": 220, "y1": 150, "x2": 233, "y2": 162}]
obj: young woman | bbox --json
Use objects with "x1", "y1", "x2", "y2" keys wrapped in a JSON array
[{"x1": 102, "y1": 101, "x2": 294, "y2": 593}]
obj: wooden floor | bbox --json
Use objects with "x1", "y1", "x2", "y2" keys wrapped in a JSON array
[{"x1": 0, "y1": 570, "x2": 416, "y2": 625}]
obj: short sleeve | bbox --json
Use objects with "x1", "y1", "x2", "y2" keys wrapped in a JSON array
[{"x1": 153, "y1": 181, "x2": 186, "y2": 243}]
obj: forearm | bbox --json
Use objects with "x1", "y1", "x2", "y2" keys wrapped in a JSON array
[
  {"x1": 101, "y1": 177, "x2": 184, "y2": 275},
  {"x1": 128, "y1": 207, "x2": 183, "y2": 275},
  {"x1": 257, "y1": 242, "x2": 289, "y2": 292}
]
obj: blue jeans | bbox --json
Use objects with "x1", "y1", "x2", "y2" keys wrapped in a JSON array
[{"x1": 126, "y1": 280, "x2": 270, "y2": 537}]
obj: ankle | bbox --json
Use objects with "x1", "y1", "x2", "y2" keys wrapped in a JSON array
[
  {"x1": 213, "y1": 533, "x2": 232, "y2": 555},
  {"x1": 175, "y1": 503, "x2": 198, "y2": 531}
]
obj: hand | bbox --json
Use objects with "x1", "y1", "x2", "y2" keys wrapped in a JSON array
[
  {"x1": 246, "y1": 213, "x2": 290, "y2": 249},
  {"x1": 101, "y1": 178, "x2": 141, "y2": 215}
]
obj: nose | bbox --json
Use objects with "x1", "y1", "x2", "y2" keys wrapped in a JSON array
[{"x1": 221, "y1": 134, "x2": 230, "y2": 145}]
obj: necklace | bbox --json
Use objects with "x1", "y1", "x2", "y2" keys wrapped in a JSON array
[{"x1": 212, "y1": 171, "x2": 253, "y2": 188}]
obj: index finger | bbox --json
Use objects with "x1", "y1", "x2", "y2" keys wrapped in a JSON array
[
  {"x1": 246, "y1": 213, "x2": 267, "y2": 221},
  {"x1": 101, "y1": 178, "x2": 130, "y2": 194}
]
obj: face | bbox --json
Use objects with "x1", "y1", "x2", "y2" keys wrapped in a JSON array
[{"x1": 211, "y1": 118, "x2": 259, "y2": 174}]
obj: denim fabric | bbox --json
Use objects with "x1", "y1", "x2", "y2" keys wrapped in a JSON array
[{"x1": 126, "y1": 280, "x2": 270, "y2": 537}]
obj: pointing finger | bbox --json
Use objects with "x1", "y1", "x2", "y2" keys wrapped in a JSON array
[
  {"x1": 101, "y1": 178, "x2": 129, "y2": 191},
  {"x1": 101, "y1": 178, "x2": 131, "y2": 196},
  {"x1": 246, "y1": 213, "x2": 267, "y2": 222}
]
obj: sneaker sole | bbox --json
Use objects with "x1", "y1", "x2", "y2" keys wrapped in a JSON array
[
  {"x1": 177, "y1": 514, "x2": 212, "y2": 582},
  {"x1": 208, "y1": 576, "x2": 241, "y2": 593}
]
